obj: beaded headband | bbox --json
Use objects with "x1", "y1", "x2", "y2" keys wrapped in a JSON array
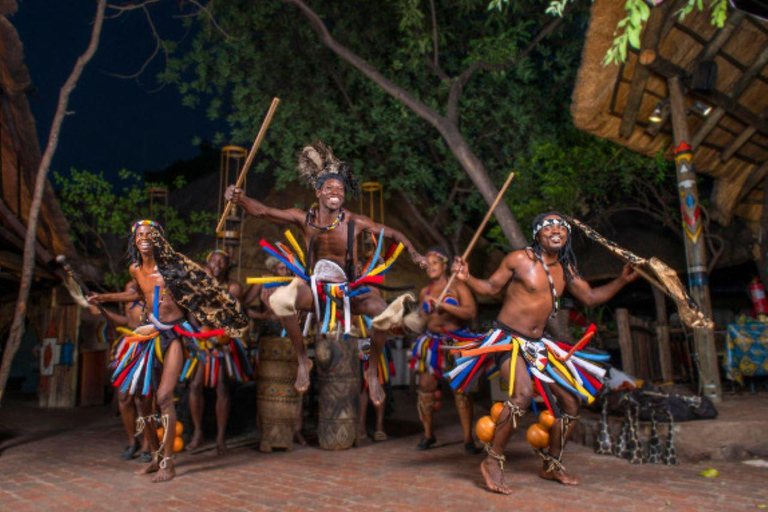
[
  {"x1": 425, "y1": 250, "x2": 449, "y2": 263},
  {"x1": 131, "y1": 219, "x2": 164, "y2": 237},
  {"x1": 206, "y1": 249, "x2": 230, "y2": 265},
  {"x1": 532, "y1": 217, "x2": 570, "y2": 238}
]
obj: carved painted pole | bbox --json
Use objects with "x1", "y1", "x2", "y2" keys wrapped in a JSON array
[{"x1": 667, "y1": 76, "x2": 722, "y2": 402}]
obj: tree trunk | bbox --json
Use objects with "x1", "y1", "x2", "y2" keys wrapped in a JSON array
[
  {"x1": 0, "y1": 0, "x2": 106, "y2": 406},
  {"x1": 282, "y1": 0, "x2": 527, "y2": 250}
]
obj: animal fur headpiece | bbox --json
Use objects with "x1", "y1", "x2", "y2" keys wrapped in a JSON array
[{"x1": 298, "y1": 141, "x2": 358, "y2": 194}]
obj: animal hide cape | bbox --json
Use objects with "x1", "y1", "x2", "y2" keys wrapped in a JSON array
[
  {"x1": 150, "y1": 230, "x2": 249, "y2": 337},
  {"x1": 571, "y1": 218, "x2": 713, "y2": 329}
]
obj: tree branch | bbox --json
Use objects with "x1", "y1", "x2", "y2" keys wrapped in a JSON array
[
  {"x1": 399, "y1": 190, "x2": 451, "y2": 251},
  {"x1": 0, "y1": 0, "x2": 107, "y2": 405},
  {"x1": 427, "y1": 0, "x2": 449, "y2": 81},
  {"x1": 446, "y1": 4, "x2": 572, "y2": 123}
]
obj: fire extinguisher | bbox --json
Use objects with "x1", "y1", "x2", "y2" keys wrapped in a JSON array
[{"x1": 748, "y1": 277, "x2": 768, "y2": 315}]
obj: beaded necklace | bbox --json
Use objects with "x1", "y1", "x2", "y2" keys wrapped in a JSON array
[
  {"x1": 536, "y1": 252, "x2": 560, "y2": 318},
  {"x1": 306, "y1": 203, "x2": 345, "y2": 231}
]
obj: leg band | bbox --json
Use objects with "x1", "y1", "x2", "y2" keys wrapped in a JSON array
[{"x1": 417, "y1": 390, "x2": 436, "y2": 421}]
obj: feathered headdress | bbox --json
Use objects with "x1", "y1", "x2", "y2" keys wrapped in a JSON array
[{"x1": 297, "y1": 141, "x2": 358, "y2": 194}]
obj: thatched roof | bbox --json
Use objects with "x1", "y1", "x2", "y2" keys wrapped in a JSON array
[
  {"x1": 572, "y1": 0, "x2": 767, "y2": 234},
  {"x1": 0, "y1": 7, "x2": 77, "y2": 286}
]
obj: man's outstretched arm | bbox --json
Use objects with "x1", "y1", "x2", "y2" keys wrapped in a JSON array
[
  {"x1": 566, "y1": 263, "x2": 638, "y2": 308},
  {"x1": 225, "y1": 185, "x2": 305, "y2": 226},
  {"x1": 453, "y1": 253, "x2": 516, "y2": 297}
]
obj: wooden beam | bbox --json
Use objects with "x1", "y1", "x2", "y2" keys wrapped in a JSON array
[
  {"x1": 691, "y1": 45, "x2": 768, "y2": 149},
  {"x1": 736, "y1": 161, "x2": 768, "y2": 204},
  {"x1": 695, "y1": 11, "x2": 745, "y2": 63},
  {"x1": 721, "y1": 107, "x2": 768, "y2": 162},
  {"x1": 652, "y1": 287, "x2": 674, "y2": 383},
  {"x1": 759, "y1": 176, "x2": 768, "y2": 290},
  {"x1": 645, "y1": 57, "x2": 768, "y2": 137},
  {"x1": 616, "y1": 308, "x2": 636, "y2": 375},
  {"x1": 619, "y1": 2, "x2": 675, "y2": 138}
]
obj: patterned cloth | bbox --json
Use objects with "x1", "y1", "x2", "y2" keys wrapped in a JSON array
[{"x1": 724, "y1": 321, "x2": 768, "y2": 385}]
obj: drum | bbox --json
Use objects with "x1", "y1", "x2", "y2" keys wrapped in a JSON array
[
  {"x1": 256, "y1": 336, "x2": 300, "y2": 452},
  {"x1": 316, "y1": 333, "x2": 360, "y2": 450}
]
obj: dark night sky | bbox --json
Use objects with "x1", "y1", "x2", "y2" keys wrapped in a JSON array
[{"x1": 12, "y1": 1, "x2": 225, "y2": 179}]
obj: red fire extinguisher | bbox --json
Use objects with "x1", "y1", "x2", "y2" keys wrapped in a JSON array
[{"x1": 748, "y1": 277, "x2": 768, "y2": 315}]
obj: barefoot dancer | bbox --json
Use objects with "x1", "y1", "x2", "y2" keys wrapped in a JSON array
[
  {"x1": 90, "y1": 221, "x2": 248, "y2": 482},
  {"x1": 184, "y1": 250, "x2": 251, "y2": 455},
  {"x1": 95, "y1": 282, "x2": 150, "y2": 460},
  {"x1": 226, "y1": 141, "x2": 425, "y2": 405},
  {"x1": 410, "y1": 247, "x2": 482, "y2": 454},
  {"x1": 449, "y1": 212, "x2": 637, "y2": 493}
]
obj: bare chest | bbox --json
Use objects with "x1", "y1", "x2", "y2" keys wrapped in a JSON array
[{"x1": 513, "y1": 260, "x2": 566, "y2": 297}]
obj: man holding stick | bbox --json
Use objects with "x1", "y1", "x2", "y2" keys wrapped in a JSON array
[
  {"x1": 226, "y1": 141, "x2": 425, "y2": 405},
  {"x1": 449, "y1": 211, "x2": 637, "y2": 493}
]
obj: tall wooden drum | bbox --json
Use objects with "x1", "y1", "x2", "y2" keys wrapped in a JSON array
[
  {"x1": 257, "y1": 336, "x2": 300, "y2": 452},
  {"x1": 316, "y1": 333, "x2": 360, "y2": 450}
]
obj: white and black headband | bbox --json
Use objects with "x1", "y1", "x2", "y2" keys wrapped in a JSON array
[{"x1": 532, "y1": 217, "x2": 571, "y2": 238}]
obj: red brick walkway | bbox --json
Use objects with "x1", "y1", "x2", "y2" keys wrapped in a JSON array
[{"x1": 1, "y1": 393, "x2": 766, "y2": 512}]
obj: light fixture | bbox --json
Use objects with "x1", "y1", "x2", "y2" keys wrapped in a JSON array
[
  {"x1": 649, "y1": 102, "x2": 664, "y2": 123},
  {"x1": 693, "y1": 101, "x2": 713, "y2": 117}
]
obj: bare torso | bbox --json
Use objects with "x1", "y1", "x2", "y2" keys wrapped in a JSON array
[
  {"x1": 299, "y1": 213, "x2": 363, "y2": 271},
  {"x1": 421, "y1": 281, "x2": 470, "y2": 333},
  {"x1": 130, "y1": 262, "x2": 186, "y2": 323},
  {"x1": 496, "y1": 249, "x2": 566, "y2": 339}
]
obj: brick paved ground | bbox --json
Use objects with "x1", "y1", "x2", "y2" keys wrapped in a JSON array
[{"x1": 1, "y1": 391, "x2": 767, "y2": 512}]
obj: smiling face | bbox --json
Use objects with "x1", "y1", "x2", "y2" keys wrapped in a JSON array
[
  {"x1": 206, "y1": 252, "x2": 229, "y2": 280},
  {"x1": 134, "y1": 225, "x2": 156, "y2": 257},
  {"x1": 536, "y1": 214, "x2": 569, "y2": 254},
  {"x1": 426, "y1": 253, "x2": 447, "y2": 280},
  {"x1": 315, "y1": 178, "x2": 345, "y2": 211}
]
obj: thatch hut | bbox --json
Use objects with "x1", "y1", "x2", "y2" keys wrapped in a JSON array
[
  {"x1": 571, "y1": 0, "x2": 767, "y2": 400},
  {"x1": 0, "y1": 2, "x2": 86, "y2": 408}
]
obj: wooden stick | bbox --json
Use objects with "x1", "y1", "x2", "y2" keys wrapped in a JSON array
[
  {"x1": 435, "y1": 171, "x2": 516, "y2": 304},
  {"x1": 216, "y1": 97, "x2": 281, "y2": 233},
  {"x1": 55, "y1": 255, "x2": 117, "y2": 331}
]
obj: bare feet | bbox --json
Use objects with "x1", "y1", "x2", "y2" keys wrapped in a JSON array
[
  {"x1": 364, "y1": 366, "x2": 385, "y2": 406},
  {"x1": 539, "y1": 464, "x2": 580, "y2": 485},
  {"x1": 480, "y1": 457, "x2": 513, "y2": 495},
  {"x1": 186, "y1": 431, "x2": 203, "y2": 452},
  {"x1": 135, "y1": 458, "x2": 159, "y2": 475},
  {"x1": 152, "y1": 460, "x2": 176, "y2": 483},
  {"x1": 294, "y1": 431, "x2": 307, "y2": 446},
  {"x1": 373, "y1": 430, "x2": 387, "y2": 442},
  {"x1": 294, "y1": 357, "x2": 313, "y2": 393},
  {"x1": 216, "y1": 441, "x2": 228, "y2": 456}
]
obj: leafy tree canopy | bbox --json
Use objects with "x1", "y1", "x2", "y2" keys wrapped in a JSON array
[{"x1": 164, "y1": 0, "x2": 677, "y2": 252}]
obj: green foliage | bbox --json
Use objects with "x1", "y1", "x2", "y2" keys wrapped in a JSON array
[
  {"x1": 53, "y1": 169, "x2": 216, "y2": 289},
  {"x1": 491, "y1": 0, "x2": 730, "y2": 65},
  {"x1": 165, "y1": 0, "x2": 678, "y2": 253}
]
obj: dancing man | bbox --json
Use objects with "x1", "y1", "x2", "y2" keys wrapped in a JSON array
[
  {"x1": 410, "y1": 247, "x2": 481, "y2": 454},
  {"x1": 89, "y1": 221, "x2": 247, "y2": 482},
  {"x1": 226, "y1": 141, "x2": 425, "y2": 404},
  {"x1": 92, "y1": 281, "x2": 150, "y2": 461},
  {"x1": 450, "y1": 212, "x2": 637, "y2": 493},
  {"x1": 186, "y1": 249, "x2": 250, "y2": 455}
]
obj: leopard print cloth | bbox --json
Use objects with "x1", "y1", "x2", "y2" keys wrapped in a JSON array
[{"x1": 150, "y1": 230, "x2": 249, "y2": 337}]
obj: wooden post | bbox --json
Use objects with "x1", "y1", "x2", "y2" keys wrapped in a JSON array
[
  {"x1": 760, "y1": 177, "x2": 768, "y2": 290},
  {"x1": 667, "y1": 76, "x2": 722, "y2": 402},
  {"x1": 652, "y1": 287, "x2": 674, "y2": 382},
  {"x1": 616, "y1": 308, "x2": 636, "y2": 375}
]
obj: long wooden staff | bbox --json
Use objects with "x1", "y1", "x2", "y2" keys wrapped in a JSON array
[
  {"x1": 435, "y1": 171, "x2": 516, "y2": 304},
  {"x1": 215, "y1": 97, "x2": 280, "y2": 233},
  {"x1": 55, "y1": 254, "x2": 117, "y2": 331}
]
